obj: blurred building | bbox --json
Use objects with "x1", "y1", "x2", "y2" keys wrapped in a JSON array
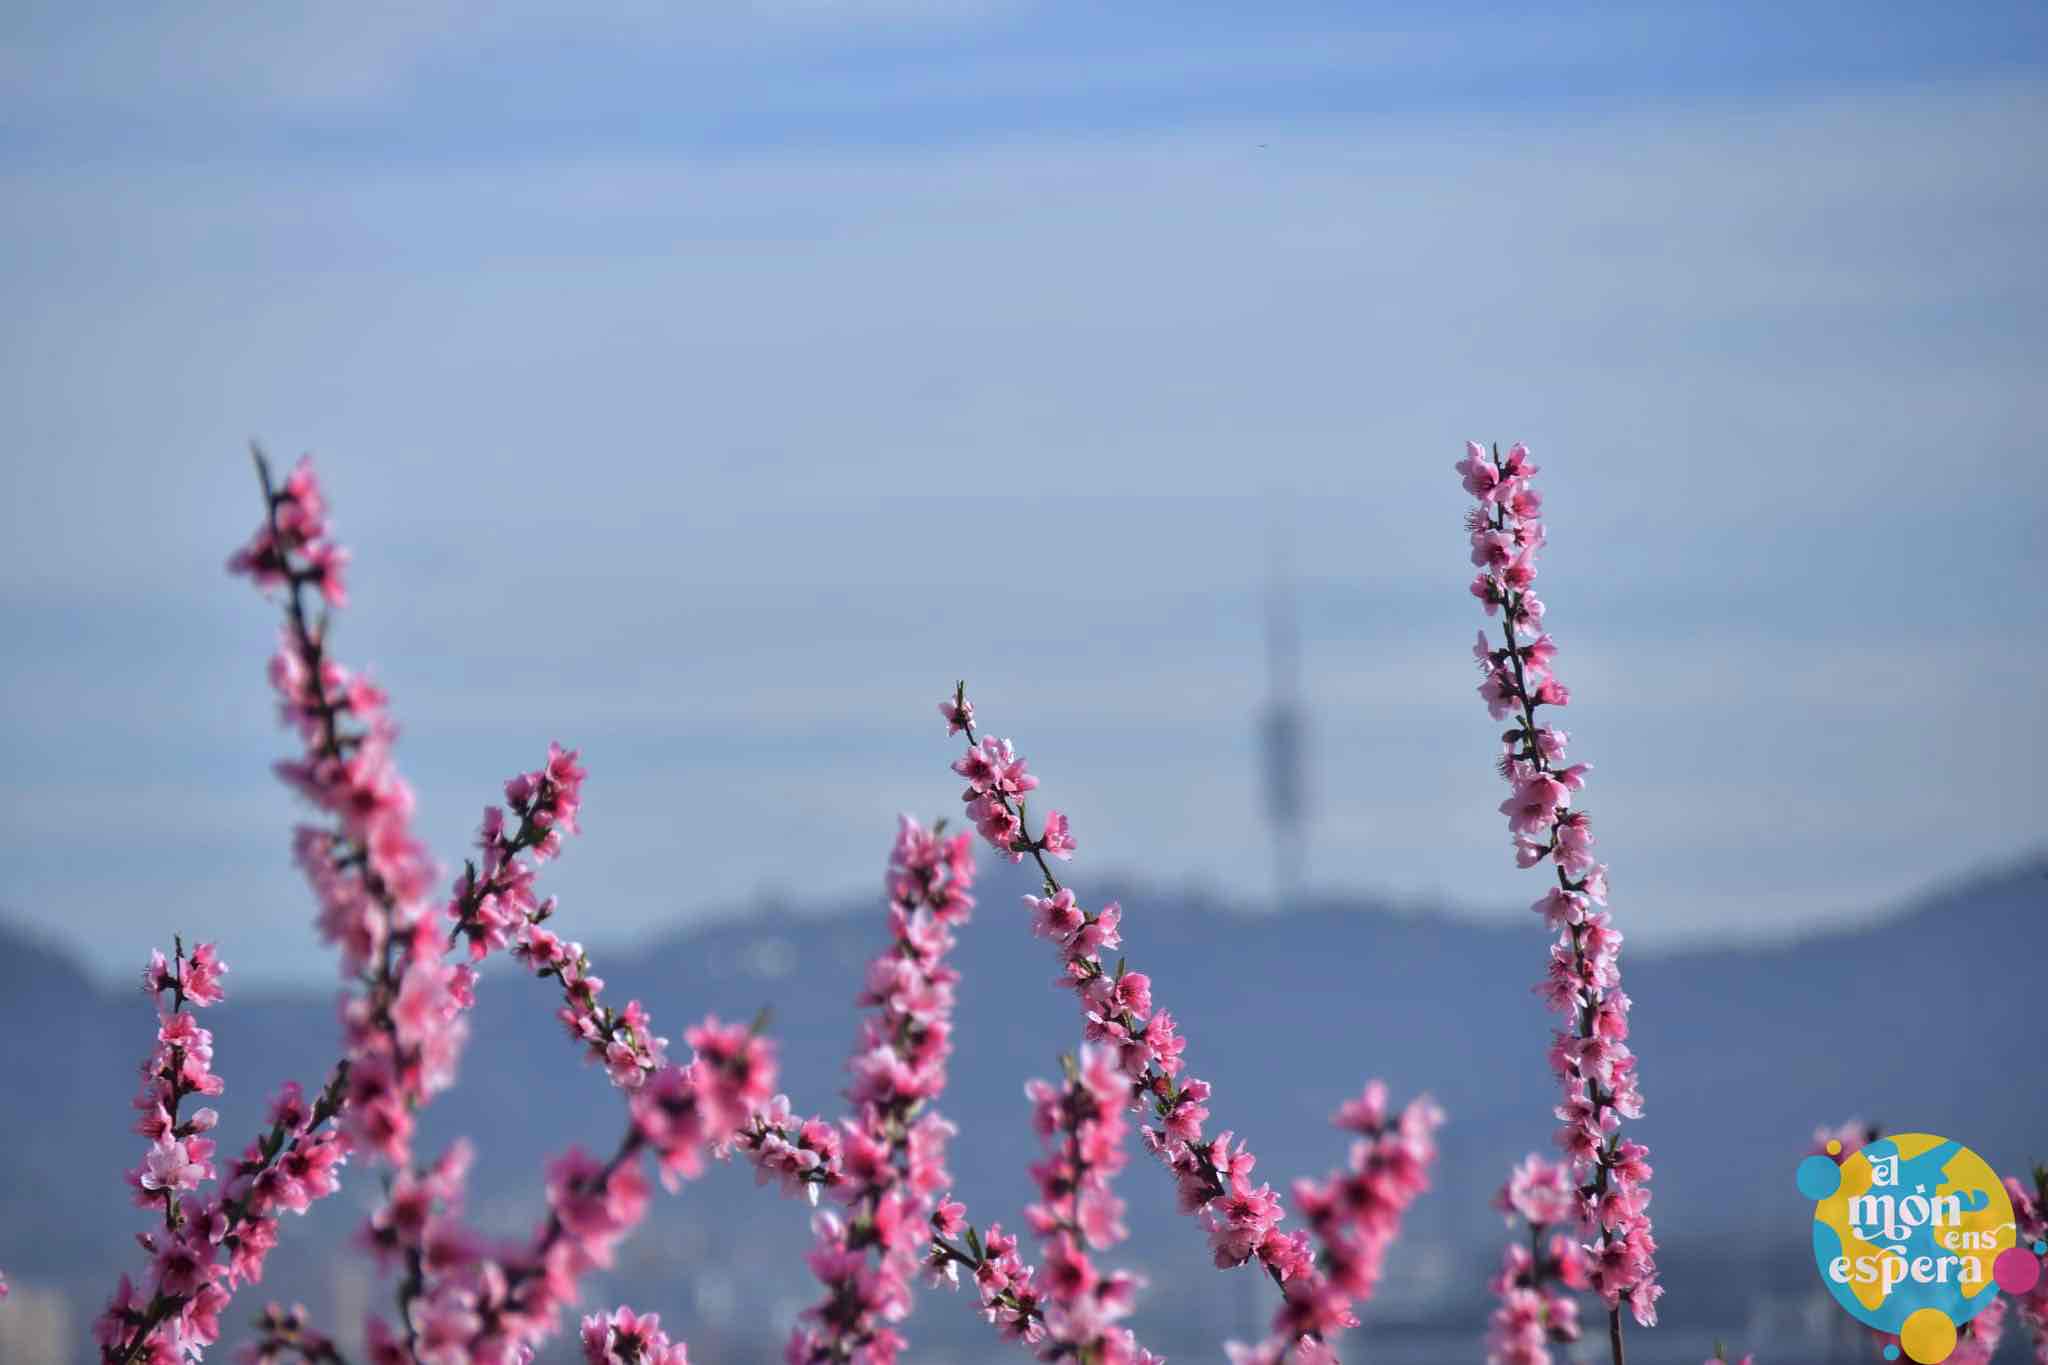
[{"x1": 1259, "y1": 538, "x2": 1308, "y2": 911}]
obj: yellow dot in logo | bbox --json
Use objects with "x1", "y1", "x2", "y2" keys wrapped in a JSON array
[
  {"x1": 1900, "y1": 1307, "x2": 1957, "y2": 1363},
  {"x1": 1826, "y1": 1139, "x2": 1842, "y2": 1155}
]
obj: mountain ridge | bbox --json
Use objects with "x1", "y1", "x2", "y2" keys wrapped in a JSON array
[{"x1": 1, "y1": 857, "x2": 2040, "y2": 1363}]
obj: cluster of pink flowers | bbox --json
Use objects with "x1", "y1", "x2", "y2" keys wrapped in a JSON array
[
  {"x1": 235, "y1": 462, "x2": 434, "y2": 985},
  {"x1": 450, "y1": 744, "x2": 590, "y2": 961},
  {"x1": 513, "y1": 905, "x2": 670, "y2": 1090},
  {"x1": 581, "y1": 1305, "x2": 690, "y2": 1365},
  {"x1": 385, "y1": 1014, "x2": 798, "y2": 1365},
  {"x1": 99, "y1": 943, "x2": 352, "y2": 1365},
  {"x1": 35, "y1": 437, "x2": 1864, "y2": 1363},
  {"x1": 946, "y1": 700, "x2": 1292, "y2": 1273},
  {"x1": 926, "y1": 1203, "x2": 1046, "y2": 1342},
  {"x1": 230, "y1": 451, "x2": 702, "y2": 1360},
  {"x1": 226, "y1": 456, "x2": 349, "y2": 609},
  {"x1": 1236, "y1": 1083, "x2": 1445, "y2": 1364},
  {"x1": 227, "y1": 451, "x2": 733, "y2": 1361},
  {"x1": 918, "y1": 1061, "x2": 1152, "y2": 1363},
  {"x1": 942, "y1": 691, "x2": 1445, "y2": 1361},
  {"x1": 1483, "y1": 1155, "x2": 1592, "y2": 1365},
  {"x1": 344, "y1": 741, "x2": 587, "y2": 1179},
  {"x1": 1019, "y1": 1047, "x2": 1155, "y2": 1364},
  {"x1": 1458, "y1": 442, "x2": 1659, "y2": 1339},
  {"x1": 695, "y1": 1024, "x2": 847, "y2": 1204},
  {"x1": 785, "y1": 816, "x2": 973, "y2": 1365},
  {"x1": 385, "y1": 1139, "x2": 649, "y2": 1364}
]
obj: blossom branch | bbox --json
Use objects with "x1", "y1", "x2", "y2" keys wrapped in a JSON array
[
  {"x1": 1484, "y1": 1155, "x2": 1592, "y2": 1365},
  {"x1": 938, "y1": 690, "x2": 1440, "y2": 1361},
  {"x1": 388, "y1": 976, "x2": 825, "y2": 1360},
  {"x1": 1458, "y1": 441, "x2": 1659, "y2": 1356},
  {"x1": 226, "y1": 448, "x2": 626, "y2": 1361},
  {"x1": 1235, "y1": 1085, "x2": 1443, "y2": 1364},
  {"x1": 1021, "y1": 1047, "x2": 1158, "y2": 1364},
  {"x1": 786, "y1": 816, "x2": 972, "y2": 1365},
  {"x1": 100, "y1": 943, "x2": 352, "y2": 1365},
  {"x1": 941, "y1": 691, "x2": 1297, "y2": 1281}
]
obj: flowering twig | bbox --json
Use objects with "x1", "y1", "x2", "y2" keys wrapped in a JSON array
[
  {"x1": 1020, "y1": 1046, "x2": 1157, "y2": 1364},
  {"x1": 390, "y1": 1003, "x2": 818, "y2": 1362},
  {"x1": 1458, "y1": 441, "x2": 1659, "y2": 1357},
  {"x1": 98, "y1": 942, "x2": 354, "y2": 1365},
  {"x1": 939, "y1": 690, "x2": 1440, "y2": 1360},
  {"x1": 1483, "y1": 1155, "x2": 1590, "y2": 1365},
  {"x1": 363, "y1": 770, "x2": 833, "y2": 1359},
  {"x1": 787, "y1": 816, "x2": 972, "y2": 1364},
  {"x1": 1237, "y1": 1084, "x2": 1443, "y2": 1364},
  {"x1": 940, "y1": 693, "x2": 1299, "y2": 1278},
  {"x1": 226, "y1": 448, "x2": 627, "y2": 1358},
  {"x1": 925, "y1": 1208, "x2": 1049, "y2": 1345},
  {"x1": 919, "y1": 1060, "x2": 1155, "y2": 1362},
  {"x1": 230, "y1": 450, "x2": 827, "y2": 1361}
]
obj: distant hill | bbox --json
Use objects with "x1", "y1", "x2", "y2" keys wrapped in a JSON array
[{"x1": 2, "y1": 857, "x2": 2041, "y2": 1364}]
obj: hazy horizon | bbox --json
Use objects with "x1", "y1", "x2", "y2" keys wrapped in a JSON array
[
  {"x1": 4, "y1": 1, "x2": 2043, "y2": 983},
  {"x1": 5, "y1": 842, "x2": 2041, "y2": 992}
]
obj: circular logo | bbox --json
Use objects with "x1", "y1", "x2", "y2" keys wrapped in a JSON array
[{"x1": 1795, "y1": 1133, "x2": 2030, "y2": 1363}]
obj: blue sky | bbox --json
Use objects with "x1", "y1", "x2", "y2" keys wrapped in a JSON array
[{"x1": 2, "y1": 1, "x2": 2044, "y2": 982}]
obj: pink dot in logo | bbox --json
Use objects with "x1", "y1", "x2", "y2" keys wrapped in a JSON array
[{"x1": 1993, "y1": 1246, "x2": 2042, "y2": 1295}]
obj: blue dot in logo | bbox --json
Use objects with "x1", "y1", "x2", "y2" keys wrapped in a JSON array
[
  {"x1": 1797, "y1": 1154, "x2": 1843, "y2": 1200},
  {"x1": 1882, "y1": 1346, "x2": 1899, "y2": 1361},
  {"x1": 2035, "y1": 1239, "x2": 2047, "y2": 1256}
]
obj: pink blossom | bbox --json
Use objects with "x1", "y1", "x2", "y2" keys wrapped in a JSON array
[
  {"x1": 138, "y1": 1137, "x2": 210, "y2": 1195},
  {"x1": 1258, "y1": 1088, "x2": 1442, "y2": 1356},
  {"x1": 1039, "y1": 809, "x2": 1078, "y2": 860},
  {"x1": 1495, "y1": 1154, "x2": 1576, "y2": 1228},
  {"x1": 152, "y1": 1235, "x2": 215, "y2": 1298},
  {"x1": 181, "y1": 942, "x2": 229, "y2": 1007},
  {"x1": 1027, "y1": 888, "x2": 1086, "y2": 942},
  {"x1": 938, "y1": 690, "x2": 975, "y2": 736},
  {"x1": 583, "y1": 1306, "x2": 690, "y2": 1365},
  {"x1": 106, "y1": 937, "x2": 358, "y2": 1363}
]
